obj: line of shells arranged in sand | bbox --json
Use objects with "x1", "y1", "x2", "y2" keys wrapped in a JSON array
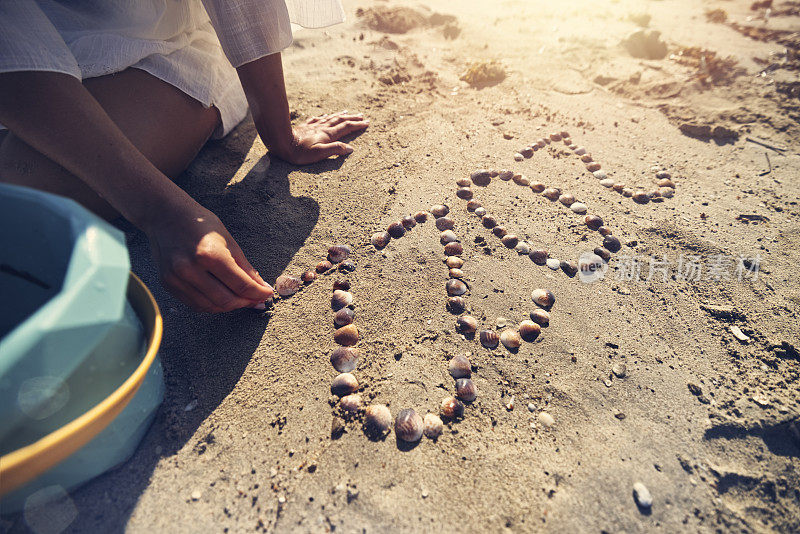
[
  {"x1": 512, "y1": 130, "x2": 677, "y2": 203},
  {"x1": 455, "y1": 169, "x2": 622, "y2": 278}
]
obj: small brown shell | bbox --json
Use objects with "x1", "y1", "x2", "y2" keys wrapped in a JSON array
[
  {"x1": 330, "y1": 347, "x2": 359, "y2": 373},
  {"x1": 414, "y1": 211, "x2": 429, "y2": 223},
  {"x1": 440, "y1": 230, "x2": 458, "y2": 245},
  {"x1": 456, "y1": 187, "x2": 473, "y2": 200},
  {"x1": 529, "y1": 249, "x2": 549, "y2": 265},
  {"x1": 481, "y1": 215, "x2": 498, "y2": 228},
  {"x1": 593, "y1": 247, "x2": 612, "y2": 262},
  {"x1": 550, "y1": 132, "x2": 562, "y2": 142},
  {"x1": 327, "y1": 245, "x2": 351, "y2": 264},
  {"x1": 316, "y1": 260, "x2": 333, "y2": 273},
  {"x1": 456, "y1": 177, "x2": 472, "y2": 187},
  {"x1": 395, "y1": 409, "x2": 423, "y2": 442},
  {"x1": 657, "y1": 178, "x2": 675, "y2": 188},
  {"x1": 529, "y1": 182, "x2": 546, "y2": 193},
  {"x1": 560, "y1": 130, "x2": 570, "y2": 138},
  {"x1": 364, "y1": 404, "x2": 392, "y2": 437},
  {"x1": 513, "y1": 174, "x2": 530, "y2": 186},
  {"x1": 387, "y1": 221, "x2": 406, "y2": 238},
  {"x1": 446, "y1": 256, "x2": 464, "y2": 269},
  {"x1": 542, "y1": 188, "x2": 561, "y2": 201},
  {"x1": 632, "y1": 191, "x2": 650, "y2": 204},
  {"x1": 331, "y1": 290, "x2": 353, "y2": 310},
  {"x1": 333, "y1": 324, "x2": 359, "y2": 346},
  {"x1": 500, "y1": 329, "x2": 522, "y2": 350},
  {"x1": 580, "y1": 154, "x2": 593, "y2": 163},
  {"x1": 338, "y1": 259, "x2": 356, "y2": 273},
  {"x1": 655, "y1": 170, "x2": 671, "y2": 180},
  {"x1": 371, "y1": 231, "x2": 391, "y2": 249},
  {"x1": 444, "y1": 242, "x2": 463, "y2": 256},
  {"x1": 586, "y1": 162, "x2": 601, "y2": 172},
  {"x1": 559, "y1": 193, "x2": 576, "y2": 207},
  {"x1": 603, "y1": 235, "x2": 622, "y2": 253},
  {"x1": 622, "y1": 188, "x2": 634, "y2": 197},
  {"x1": 446, "y1": 296, "x2": 467, "y2": 314},
  {"x1": 521, "y1": 148, "x2": 533, "y2": 158},
  {"x1": 455, "y1": 378, "x2": 477, "y2": 402},
  {"x1": 479, "y1": 329, "x2": 500, "y2": 349},
  {"x1": 456, "y1": 315, "x2": 478, "y2": 335},
  {"x1": 340, "y1": 393, "x2": 362, "y2": 413},
  {"x1": 301, "y1": 270, "x2": 316, "y2": 284},
  {"x1": 275, "y1": 275, "x2": 301, "y2": 297},
  {"x1": 598, "y1": 226, "x2": 613, "y2": 237},
  {"x1": 519, "y1": 320, "x2": 541, "y2": 341},
  {"x1": 448, "y1": 354, "x2": 472, "y2": 378},
  {"x1": 333, "y1": 279, "x2": 351, "y2": 291},
  {"x1": 440, "y1": 396, "x2": 465, "y2": 419},
  {"x1": 660, "y1": 187, "x2": 675, "y2": 198},
  {"x1": 466, "y1": 200, "x2": 482, "y2": 212},
  {"x1": 612, "y1": 183, "x2": 626, "y2": 193},
  {"x1": 470, "y1": 170, "x2": 492, "y2": 186},
  {"x1": 501, "y1": 234, "x2": 519, "y2": 248},
  {"x1": 449, "y1": 268, "x2": 465, "y2": 279},
  {"x1": 431, "y1": 205, "x2": 450, "y2": 218},
  {"x1": 497, "y1": 170, "x2": 514, "y2": 181},
  {"x1": 529, "y1": 309, "x2": 550, "y2": 327},
  {"x1": 423, "y1": 413, "x2": 443, "y2": 439},
  {"x1": 446, "y1": 279, "x2": 468, "y2": 296},
  {"x1": 436, "y1": 216, "x2": 455, "y2": 231},
  {"x1": 585, "y1": 214, "x2": 604, "y2": 230},
  {"x1": 331, "y1": 373, "x2": 358, "y2": 396},
  {"x1": 334, "y1": 307, "x2": 355, "y2": 327},
  {"x1": 531, "y1": 288, "x2": 555, "y2": 308},
  {"x1": 560, "y1": 260, "x2": 578, "y2": 277},
  {"x1": 402, "y1": 215, "x2": 417, "y2": 229}
]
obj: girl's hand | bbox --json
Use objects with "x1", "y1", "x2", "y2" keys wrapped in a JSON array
[
  {"x1": 145, "y1": 200, "x2": 274, "y2": 313},
  {"x1": 272, "y1": 111, "x2": 369, "y2": 165}
]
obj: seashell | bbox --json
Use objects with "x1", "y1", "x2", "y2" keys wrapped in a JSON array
[
  {"x1": 530, "y1": 248, "x2": 549, "y2": 265},
  {"x1": 513, "y1": 174, "x2": 530, "y2": 186},
  {"x1": 633, "y1": 482, "x2": 653, "y2": 509},
  {"x1": 470, "y1": 170, "x2": 492, "y2": 186},
  {"x1": 301, "y1": 270, "x2": 317, "y2": 284},
  {"x1": 593, "y1": 247, "x2": 612, "y2": 262},
  {"x1": 456, "y1": 315, "x2": 478, "y2": 335},
  {"x1": 496, "y1": 316, "x2": 510, "y2": 328},
  {"x1": 559, "y1": 193, "x2": 576, "y2": 206},
  {"x1": 334, "y1": 307, "x2": 355, "y2": 327},
  {"x1": 395, "y1": 409, "x2": 423, "y2": 442},
  {"x1": 446, "y1": 279, "x2": 468, "y2": 296},
  {"x1": 327, "y1": 245, "x2": 351, "y2": 264},
  {"x1": 586, "y1": 162, "x2": 601, "y2": 172},
  {"x1": 431, "y1": 205, "x2": 450, "y2": 218},
  {"x1": 529, "y1": 308, "x2": 550, "y2": 327},
  {"x1": 364, "y1": 404, "x2": 392, "y2": 437},
  {"x1": 436, "y1": 216, "x2": 455, "y2": 231},
  {"x1": 333, "y1": 324, "x2": 359, "y2": 346},
  {"x1": 593, "y1": 170, "x2": 607, "y2": 180},
  {"x1": 550, "y1": 133, "x2": 562, "y2": 142},
  {"x1": 632, "y1": 191, "x2": 650, "y2": 204},
  {"x1": 333, "y1": 279, "x2": 351, "y2": 291},
  {"x1": 542, "y1": 188, "x2": 561, "y2": 201},
  {"x1": 560, "y1": 130, "x2": 570, "y2": 138},
  {"x1": 560, "y1": 260, "x2": 578, "y2": 277},
  {"x1": 338, "y1": 259, "x2": 356, "y2": 272},
  {"x1": 448, "y1": 354, "x2": 472, "y2": 378},
  {"x1": 531, "y1": 288, "x2": 555, "y2": 308},
  {"x1": 414, "y1": 211, "x2": 429, "y2": 223},
  {"x1": 655, "y1": 170, "x2": 671, "y2": 180},
  {"x1": 456, "y1": 187, "x2": 473, "y2": 200},
  {"x1": 580, "y1": 154, "x2": 593, "y2": 163},
  {"x1": 474, "y1": 207, "x2": 486, "y2": 217},
  {"x1": 515, "y1": 241, "x2": 531, "y2": 255},
  {"x1": 521, "y1": 147, "x2": 533, "y2": 158},
  {"x1": 455, "y1": 378, "x2": 477, "y2": 402},
  {"x1": 440, "y1": 230, "x2": 458, "y2": 245},
  {"x1": 466, "y1": 200, "x2": 482, "y2": 212},
  {"x1": 649, "y1": 189, "x2": 661, "y2": 199},
  {"x1": 603, "y1": 235, "x2": 622, "y2": 253},
  {"x1": 538, "y1": 411, "x2": 555, "y2": 428},
  {"x1": 513, "y1": 153, "x2": 524, "y2": 162},
  {"x1": 612, "y1": 183, "x2": 625, "y2": 193},
  {"x1": 402, "y1": 215, "x2": 417, "y2": 229},
  {"x1": 519, "y1": 320, "x2": 541, "y2": 341},
  {"x1": 501, "y1": 234, "x2": 519, "y2": 248},
  {"x1": 457, "y1": 177, "x2": 472, "y2": 187},
  {"x1": 340, "y1": 393, "x2": 362, "y2": 413},
  {"x1": 598, "y1": 226, "x2": 612, "y2": 237},
  {"x1": 275, "y1": 275, "x2": 301, "y2": 297},
  {"x1": 500, "y1": 329, "x2": 522, "y2": 350},
  {"x1": 423, "y1": 413, "x2": 443, "y2": 439},
  {"x1": 331, "y1": 290, "x2": 353, "y2": 310},
  {"x1": 622, "y1": 188, "x2": 634, "y2": 197},
  {"x1": 537, "y1": 138, "x2": 547, "y2": 148},
  {"x1": 574, "y1": 146, "x2": 587, "y2": 156},
  {"x1": 530, "y1": 181, "x2": 546, "y2": 193},
  {"x1": 449, "y1": 268, "x2": 464, "y2": 279},
  {"x1": 490, "y1": 169, "x2": 499, "y2": 177},
  {"x1": 657, "y1": 178, "x2": 675, "y2": 188},
  {"x1": 570, "y1": 202, "x2": 587, "y2": 214},
  {"x1": 546, "y1": 258, "x2": 560, "y2": 270},
  {"x1": 498, "y1": 170, "x2": 514, "y2": 181},
  {"x1": 446, "y1": 256, "x2": 464, "y2": 269},
  {"x1": 387, "y1": 221, "x2": 406, "y2": 238},
  {"x1": 316, "y1": 260, "x2": 333, "y2": 273},
  {"x1": 481, "y1": 215, "x2": 498, "y2": 228},
  {"x1": 492, "y1": 226, "x2": 507, "y2": 238},
  {"x1": 440, "y1": 396, "x2": 465, "y2": 419},
  {"x1": 599, "y1": 178, "x2": 615, "y2": 188},
  {"x1": 330, "y1": 347, "x2": 359, "y2": 372},
  {"x1": 660, "y1": 186, "x2": 675, "y2": 198},
  {"x1": 331, "y1": 373, "x2": 358, "y2": 396},
  {"x1": 584, "y1": 214, "x2": 604, "y2": 230},
  {"x1": 444, "y1": 242, "x2": 463, "y2": 256},
  {"x1": 446, "y1": 296, "x2": 467, "y2": 314},
  {"x1": 371, "y1": 231, "x2": 391, "y2": 249},
  {"x1": 479, "y1": 329, "x2": 500, "y2": 349}
]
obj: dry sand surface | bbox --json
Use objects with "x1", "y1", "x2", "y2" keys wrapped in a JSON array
[{"x1": 6, "y1": 0, "x2": 800, "y2": 532}]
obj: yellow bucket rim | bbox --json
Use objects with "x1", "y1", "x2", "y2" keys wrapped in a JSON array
[{"x1": 0, "y1": 272, "x2": 163, "y2": 496}]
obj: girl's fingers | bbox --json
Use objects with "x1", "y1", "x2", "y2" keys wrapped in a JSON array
[
  {"x1": 325, "y1": 113, "x2": 366, "y2": 126},
  {"x1": 326, "y1": 119, "x2": 370, "y2": 139},
  {"x1": 181, "y1": 265, "x2": 254, "y2": 312},
  {"x1": 312, "y1": 141, "x2": 353, "y2": 160}
]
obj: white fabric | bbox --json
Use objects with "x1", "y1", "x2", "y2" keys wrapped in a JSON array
[{"x1": 0, "y1": 0, "x2": 345, "y2": 137}]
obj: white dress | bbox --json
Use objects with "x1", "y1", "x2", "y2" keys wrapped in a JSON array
[{"x1": 0, "y1": 0, "x2": 345, "y2": 137}]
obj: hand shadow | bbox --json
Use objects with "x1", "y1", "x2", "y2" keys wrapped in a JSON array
[{"x1": 41, "y1": 119, "x2": 337, "y2": 533}]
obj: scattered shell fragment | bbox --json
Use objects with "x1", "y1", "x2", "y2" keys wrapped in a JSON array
[
  {"x1": 333, "y1": 324, "x2": 359, "y2": 346},
  {"x1": 301, "y1": 270, "x2": 317, "y2": 284},
  {"x1": 456, "y1": 316, "x2": 478, "y2": 335},
  {"x1": 479, "y1": 329, "x2": 500, "y2": 349},
  {"x1": 470, "y1": 170, "x2": 492, "y2": 186},
  {"x1": 612, "y1": 363, "x2": 627, "y2": 378},
  {"x1": 334, "y1": 307, "x2": 355, "y2": 327},
  {"x1": 570, "y1": 202, "x2": 587, "y2": 214},
  {"x1": 538, "y1": 411, "x2": 555, "y2": 428},
  {"x1": 327, "y1": 245, "x2": 351, "y2": 264},
  {"x1": 395, "y1": 409, "x2": 423, "y2": 442},
  {"x1": 423, "y1": 413, "x2": 443, "y2": 439},
  {"x1": 530, "y1": 249, "x2": 548, "y2": 265},
  {"x1": 331, "y1": 373, "x2": 358, "y2": 396},
  {"x1": 449, "y1": 268, "x2": 465, "y2": 279},
  {"x1": 330, "y1": 347, "x2": 359, "y2": 372},
  {"x1": 455, "y1": 378, "x2": 477, "y2": 402},
  {"x1": 632, "y1": 191, "x2": 650, "y2": 204},
  {"x1": 387, "y1": 221, "x2": 406, "y2": 238},
  {"x1": 340, "y1": 394, "x2": 362, "y2": 413},
  {"x1": 633, "y1": 482, "x2": 653, "y2": 509},
  {"x1": 603, "y1": 235, "x2": 622, "y2": 253},
  {"x1": 531, "y1": 288, "x2": 555, "y2": 308},
  {"x1": 275, "y1": 275, "x2": 301, "y2": 297},
  {"x1": 501, "y1": 234, "x2": 519, "y2": 248},
  {"x1": 545, "y1": 258, "x2": 561, "y2": 270},
  {"x1": 585, "y1": 215, "x2": 604, "y2": 230},
  {"x1": 414, "y1": 211, "x2": 429, "y2": 223},
  {"x1": 440, "y1": 396, "x2": 465, "y2": 419},
  {"x1": 519, "y1": 320, "x2": 541, "y2": 341},
  {"x1": 316, "y1": 260, "x2": 333, "y2": 273},
  {"x1": 446, "y1": 256, "x2": 464, "y2": 269},
  {"x1": 481, "y1": 215, "x2": 498, "y2": 228},
  {"x1": 466, "y1": 200, "x2": 482, "y2": 212},
  {"x1": 599, "y1": 178, "x2": 615, "y2": 188},
  {"x1": 500, "y1": 329, "x2": 522, "y2": 350},
  {"x1": 331, "y1": 290, "x2": 354, "y2": 310},
  {"x1": 446, "y1": 296, "x2": 467, "y2": 314},
  {"x1": 401, "y1": 215, "x2": 417, "y2": 229},
  {"x1": 448, "y1": 354, "x2": 472, "y2": 378},
  {"x1": 444, "y1": 242, "x2": 464, "y2": 256},
  {"x1": 515, "y1": 241, "x2": 531, "y2": 255},
  {"x1": 730, "y1": 325, "x2": 750, "y2": 343},
  {"x1": 559, "y1": 193, "x2": 576, "y2": 207},
  {"x1": 364, "y1": 405, "x2": 392, "y2": 437},
  {"x1": 446, "y1": 279, "x2": 468, "y2": 296},
  {"x1": 440, "y1": 230, "x2": 458, "y2": 245},
  {"x1": 529, "y1": 309, "x2": 550, "y2": 327},
  {"x1": 456, "y1": 187, "x2": 473, "y2": 200}
]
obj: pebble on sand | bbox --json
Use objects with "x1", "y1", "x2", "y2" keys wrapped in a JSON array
[{"x1": 633, "y1": 482, "x2": 653, "y2": 509}]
